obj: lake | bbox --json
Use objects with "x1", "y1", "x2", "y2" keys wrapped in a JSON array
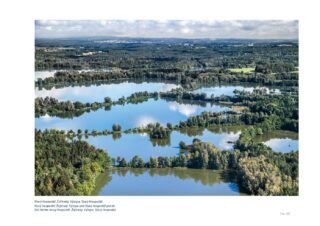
[
  {"x1": 35, "y1": 79, "x2": 277, "y2": 103},
  {"x1": 253, "y1": 130, "x2": 298, "y2": 153},
  {"x1": 193, "y1": 85, "x2": 281, "y2": 97},
  {"x1": 92, "y1": 168, "x2": 246, "y2": 196},
  {"x1": 84, "y1": 127, "x2": 243, "y2": 161},
  {"x1": 35, "y1": 81, "x2": 180, "y2": 102},
  {"x1": 35, "y1": 69, "x2": 113, "y2": 81},
  {"x1": 35, "y1": 99, "x2": 230, "y2": 131}
]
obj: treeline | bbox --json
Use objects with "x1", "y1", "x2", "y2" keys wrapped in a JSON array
[
  {"x1": 35, "y1": 68, "x2": 298, "y2": 89},
  {"x1": 112, "y1": 140, "x2": 231, "y2": 169},
  {"x1": 35, "y1": 70, "x2": 182, "y2": 87},
  {"x1": 255, "y1": 63, "x2": 296, "y2": 74},
  {"x1": 35, "y1": 129, "x2": 112, "y2": 195},
  {"x1": 35, "y1": 91, "x2": 158, "y2": 118},
  {"x1": 161, "y1": 86, "x2": 297, "y2": 105},
  {"x1": 178, "y1": 111, "x2": 243, "y2": 128},
  {"x1": 148, "y1": 123, "x2": 171, "y2": 139},
  {"x1": 126, "y1": 91, "x2": 158, "y2": 104},
  {"x1": 35, "y1": 97, "x2": 97, "y2": 118}
]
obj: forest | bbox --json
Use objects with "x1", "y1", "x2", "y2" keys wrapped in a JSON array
[
  {"x1": 35, "y1": 38, "x2": 298, "y2": 88},
  {"x1": 35, "y1": 129, "x2": 112, "y2": 195}
]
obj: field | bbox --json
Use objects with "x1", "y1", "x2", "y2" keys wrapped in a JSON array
[{"x1": 228, "y1": 67, "x2": 255, "y2": 73}]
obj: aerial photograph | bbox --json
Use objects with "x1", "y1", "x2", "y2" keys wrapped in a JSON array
[{"x1": 34, "y1": 20, "x2": 298, "y2": 196}]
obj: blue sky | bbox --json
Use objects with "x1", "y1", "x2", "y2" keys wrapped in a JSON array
[{"x1": 35, "y1": 20, "x2": 298, "y2": 39}]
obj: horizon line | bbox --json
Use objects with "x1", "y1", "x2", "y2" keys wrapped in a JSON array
[{"x1": 35, "y1": 36, "x2": 299, "y2": 41}]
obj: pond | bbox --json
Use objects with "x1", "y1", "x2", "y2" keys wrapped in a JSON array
[
  {"x1": 92, "y1": 168, "x2": 246, "y2": 196},
  {"x1": 35, "y1": 81, "x2": 180, "y2": 102},
  {"x1": 35, "y1": 69, "x2": 113, "y2": 81},
  {"x1": 35, "y1": 99, "x2": 230, "y2": 131},
  {"x1": 253, "y1": 130, "x2": 298, "y2": 153},
  {"x1": 193, "y1": 85, "x2": 281, "y2": 97},
  {"x1": 84, "y1": 127, "x2": 243, "y2": 161}
]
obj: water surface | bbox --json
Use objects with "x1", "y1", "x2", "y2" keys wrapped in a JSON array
[
  {"x1": 35, "y1": 71, "x2": 56, "y2": 80},
  {"x1": 193, "y1": 85, "x2": 280, "y2": 97},
  {"x1": 35, "y1": 99, "x2": 230, "y2": 131},
  {"x1": 35, "y1": 69, "x2": 112, "y2": 81},
  {"x1": 254, "y1": 130, "x2": 298, "y2": 153},
  {"x1": 36, "y1": 81, "x2": 180, "y2": 102},
  {"x1": 85, "y1": 127, "x2": 242, "y2": 161},
  {"x1": 92, "y1": 168, "x2": 245, "y2": 196}
]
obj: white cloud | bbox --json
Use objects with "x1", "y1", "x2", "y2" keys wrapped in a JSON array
[
  {"x1": 35, "y1": 20, "x2": 298, "y2": 39},
  {"x1": 179, "y1": 20, "x2": 189, "y2": 26},
  {"x1": 100, "y1": 20, "x2": 107, "y2": 26},
  {"x1": 71, "y1": 25, "x2": 82, "y2": 31},
  {"x1": 181, "y1": 27, "x2": 193, "y2": 34}
]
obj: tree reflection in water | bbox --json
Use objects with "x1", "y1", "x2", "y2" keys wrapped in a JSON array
[{"x1": 92, "y1": 167, "x2": 245, "y2": 196}]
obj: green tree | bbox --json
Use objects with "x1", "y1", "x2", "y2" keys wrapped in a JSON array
[
  {"x1": 104, "y1": 97, "x2": 112, "y2": 104},
  {"x1": 179, "y1": 141, "x2": 187, "y2": 149},
  {"x1": 112, "y1": 124, "x2": 122, "y2": 132},
  {"x1": 149, "y1": 157, "x2": 158, "y2": 168},
  {"x1": 118, "y1": 158, "x2": 127, "y2": 167},
  {"x1": 130, "y1": 155, "x2": 144, "y2": 168}
]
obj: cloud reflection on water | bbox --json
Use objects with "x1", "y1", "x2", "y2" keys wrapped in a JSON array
[{"x1": 168, "y1": 102, "x2": 198, "y2": 117}]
